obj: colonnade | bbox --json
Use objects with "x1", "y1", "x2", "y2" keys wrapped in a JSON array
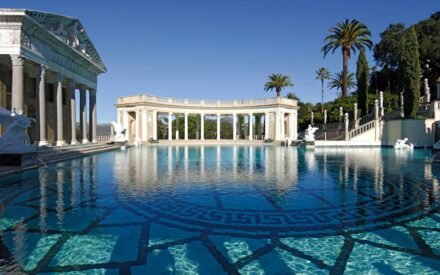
[
  {"x1": 7, "y1": 55, "x2": 98, "y2": 146},
  {"x1": 119, "y1": 109, "x2": 298, "y2": 142}
]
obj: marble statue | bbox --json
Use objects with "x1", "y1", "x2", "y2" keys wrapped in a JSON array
[
  {"x1": 304, "y1": 125, "x2": 319, "y2": 142},
  {"x1": 111, "y1": 121, "x2": 127, "y2": 142},
  {"x1": 0, "y1": 108, "x2": 36, "y2": 153},
  {"x1": 424, "y1": 78, "x2": 431, "y2": 103},
  {"x1": 394, "y1": 138, "x2": 414, "y2": 150}
]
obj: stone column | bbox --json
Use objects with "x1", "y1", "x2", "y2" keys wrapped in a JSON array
[
  {"x1": 69, "y1": 81, "x2": 77, "y2": 145},
  {"x1": 184, "y1": 113, "x2": 188, "y2": 140},
  {"x1": 79, "y1": 87, "x2": 88, "y2": 144},
  {"x1": 264, "y1": 112, "x2": 269, "y2": 140},
  {"x1": 217, "y1": 114, "x2": 221, "y2": 140},
  {"x1": 354, "y1": 103, "x2": 358, "y2": 128},
  {"x1": 292, "y1": 111, "x2": 298, "y2": 140},
  {"x1": 201, "y1": 113, "x2": 205, "y2": 140},
  {"x1": 345, "y1": 113, "x2": 349, "y2": 141},
  {"x1": 55, "y1": 75, "x2": 65, "y2": 146},
  {"x1": 36, "y1": 65, "x2": 48, "y2": 146},
  {"x1": 152, "y1": 111, "x2": 157, "y2": 140},
  {"x1": 135, "y1": 110, "x2": 141, "y2": 143},
  {"x1": 311, "y1": 112, "x2": 314, "y2": 126},
  {"x1": 374, "y1": 99, "x2": 379, "y2": 120},
  {"x1": 168, "y1": 112, "x2": 173, "y2": 140},
  {"x1": 233, "y1": 113, "x2": 237, "y2": 140},
  {"x1": 339, "y1": 107, "x2": 343, "y2": 130},
  {"x1": 275, "y1": 111, "x2": 280, "y2": 140},
  {"x1": 11, "y1": 55, "x2": 24, "y2": 111},
  {"x1": 248, "y1": 113, "x2": 253, "y2": 140},
  {"x1": 89, "y1": 89, "x2": 97, "y2": 143},
  {"x1": 323, "y1": 109, "x2": 327, "y2": 130},
  {"x1": 280, "y1": 112, "x2": 285, "y2": 140},
  {"x1": 142, "y1": 110, "x2": 148, "y2": 142},
  {"x1": 379, "y1": 91, "x2": 384, "y2": 117}
]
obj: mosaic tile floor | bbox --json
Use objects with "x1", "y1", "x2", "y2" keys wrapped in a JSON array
[{"x1": 0, "y1": 146, "x2": 440, "y2": 274}]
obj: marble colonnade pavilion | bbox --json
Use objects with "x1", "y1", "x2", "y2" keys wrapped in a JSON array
[
  {"x1": 115, "y1": 94, "x2": 299, "y2": 143},
  {"x1": 0, "y1": 9, "x2": 106, "y2": 146}
]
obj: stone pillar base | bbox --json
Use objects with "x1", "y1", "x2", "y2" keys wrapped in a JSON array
[
  {"x1": 81, "y1": 139, "x2": 89, "y2": 144},
  {"x1": 70, "y1": 140, "x2": 78, "y2": 145},
  {"x1": 56, "y1": 140, "x2": 66, "y2": 146},
  {"x1": 91, "y1": 139, "x2": 97, "y2": 143},
  {"x1": 34, "y1": 140, "x2": 50, "y2": 147}
]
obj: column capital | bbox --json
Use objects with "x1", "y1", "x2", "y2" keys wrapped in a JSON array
[
  {"x1": 184, "y1": 112, "x2": 189, "y2": 116},
  {"x1": 55, "y1": 72, "x2": 65, "y2": 82},
  {"x1": 11, "y1": 55, "x2": 25, "y2": 66}
]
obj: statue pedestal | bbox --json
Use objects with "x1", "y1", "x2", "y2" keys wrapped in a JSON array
[{"x1": 0, "y1": 152, "x2": 38, "y2": 167}]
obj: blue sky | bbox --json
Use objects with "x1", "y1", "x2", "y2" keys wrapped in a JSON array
[{"x1": 2, "y1": 0, "x2": 439, "y2": 122}]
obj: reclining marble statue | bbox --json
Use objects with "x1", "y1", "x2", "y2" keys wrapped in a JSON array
[{"x1": 0, "y1": 108, "x2": 38, "y2": 166}]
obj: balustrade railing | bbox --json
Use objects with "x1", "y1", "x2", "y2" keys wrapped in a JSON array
[{"x1": 117, "y1": 95, "x2": 297, "y2": 107}]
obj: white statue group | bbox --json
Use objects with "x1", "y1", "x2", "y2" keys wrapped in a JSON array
[
  {"x1": 0, "y1": 107, "x2": 36, "y2": 153},
  {"x1": 304, "y1": 125, "x2": 319, "y2": 142},
  {"x1": 394, "y1": 138, "x2": 414, "y2": 150},
  {"x1": 111, "y1": 121, "x2": 128, "y2": 143}
]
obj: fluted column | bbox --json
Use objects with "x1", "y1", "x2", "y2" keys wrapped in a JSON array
[
  {"x1": 168, "y1": 112, "x2": 172, "y2": 140},
  {"x1": 248, "y1": 113, "x2": 253, "y2": 140},
  {"x1": 184, "y1": 113, "x2": 188, "y2": 140},
  {"x1": 135, "y1": 109, "x2": 141, "y2": 143},
  {"x1": 280, "y1": 112, "x2": 285, "y2": 139},
  {"x1": 55, "y1": 75, "x2": 65, "y2": 146},
  {"x1": 200, "y1": 113, "x2": 205, "y2": 140},
  {"x1": 142, "y1": 110, "x2": 148, "y2": 141},
  {"x1": 217, "y1": 114, "x2": 221, "y2": 140},
  {"x1": 152, "y1": 111, "x2": 157, "y2": 140},
  {"x1": 11, "y1": 55, "x2": 24, "y2": 111},
  {"x1": 264, "y1": 112, "x2": 269, "y2": 140},
  {"x1": 79, "y1": 87, "x2": 88, "y2": 144},
  {"x1": 89, "y1": 89, "x2": 97, "y2": 143},
  {"x1": 69, "y1": 81, "x2": 77, "y2": 145},
  {"x1": 275, "y1": 111, "x2": 280, "y2": 140},
  {"x1": 36, "y1": 65, "x2": 48, "y2": 146},
  {"x1": 292, "y1": 111, "x2": 298, "y2": 140},
  {"x1": 233, "y1": 113, "x2": 237, "y2": 140},
  {"x1": 288, "y1": 113, "x2": 294, "y2": 139}
]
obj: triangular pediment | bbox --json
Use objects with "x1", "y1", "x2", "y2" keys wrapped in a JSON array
[{"x1": 25, "y1": 10, "x2": 107, "y2": 72}]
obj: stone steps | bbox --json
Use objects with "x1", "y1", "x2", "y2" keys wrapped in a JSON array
[{"x1": 38, "y1": 143, "x2": 121, "y2": 164}]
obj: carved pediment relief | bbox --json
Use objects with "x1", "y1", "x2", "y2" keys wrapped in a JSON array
[{"x1": 25, "y1": 10, "x2": 106, "y2": 73}]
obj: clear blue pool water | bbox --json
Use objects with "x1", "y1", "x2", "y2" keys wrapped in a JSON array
[{"x1": 1, "y1": 146, "x2": 440, "y2": 274}]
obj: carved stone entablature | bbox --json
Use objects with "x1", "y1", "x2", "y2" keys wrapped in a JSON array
[{"x1": 0, "y1": 9, "x2": 106, "y2": 76}]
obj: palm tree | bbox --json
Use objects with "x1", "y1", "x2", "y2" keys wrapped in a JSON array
[
  {"x1": 322, "y1": 19, "x2": 373, "y2": 97},
  {"x1": 286, "y1": 92, "x2": 300, "y2": 101},
  {"x1": 328, "y1": 71, "x2": 356, "y2": 95},
  {"x1": 264, "y1": 73, "x2": 293, "y2": 97},
  {"x1": 315, "y1": 67, "x2": 331, "y2": 112}
]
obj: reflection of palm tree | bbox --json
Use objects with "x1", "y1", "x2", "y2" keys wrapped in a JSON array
[
  {"x1": 322, "y1": 19, "x2": 372, "y2": 97},
  {"x1": 328, "y1": 71, "x2": 356, "y2": 95},
  {"x1": 264, "y1": 73, "x2": 293, "y2": 97},
  {"x1": 315, "y1": 67, "x2": 331, "y2": 112}
]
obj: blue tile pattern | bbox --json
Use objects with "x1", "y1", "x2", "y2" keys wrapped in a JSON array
[{"x1": 0, "y1": 146, "x2": 439, "y2": 274}]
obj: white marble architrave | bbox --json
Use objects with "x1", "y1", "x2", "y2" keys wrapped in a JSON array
[{"x1": 116, "y1": 95, "x2": 299, "y2": 143}]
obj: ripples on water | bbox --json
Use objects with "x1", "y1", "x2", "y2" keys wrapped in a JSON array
[{"x1": 1, "y1": 146, "x2": 440, "y2": 274}]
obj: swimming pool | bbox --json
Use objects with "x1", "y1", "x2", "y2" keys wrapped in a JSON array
[{"x1": 0, "y1": 146, "x2": 440, "y2": 274}]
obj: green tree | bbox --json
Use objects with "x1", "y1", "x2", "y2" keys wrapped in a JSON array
[
  {"x1": 286, "y1": 92, "x2": 299, "y2": 101},
  {"x1": 322, "y1": 19, "x2": 373, "y2": 97},
  {"x1": 315, "y1": 67, "x2": 331, "y2": 112},
  {"x1": 328, "y1": 71, "x2": 356, "y2": 95},
  {"x1": 373, "y1": 23, "x2": 405, "y2": 92},
  {"x1": 356, "y1": 49, "x2": 369, "y2": 116},
  {"x1": 264, "y1": 73, "x2": 293, "y2": 97},
  {"x1": 400, "y1": 27, "x2": 421, "y2": 118}
]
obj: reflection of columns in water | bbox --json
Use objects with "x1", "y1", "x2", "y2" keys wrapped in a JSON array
[
  {"x1": 184, "y1": 146, "x2": 189, "y2": 181},
  {"x1": 304, "y1": 149, "x2": 316, "y2": 171},
  {"x1": 13, "y1": 222, "x2": 26, "y2": 267},
  {"x1": 344, "y1": 152, "x2": 349, "y2": 183},
  {"x1": 233, "y1": 146, "x2": 237, "y2": 180},
  {"x1": 168, "y1": 146, "x2": 173, "y2": 182},
  {"x1": 81, "y1": 158, "x2": 88, "y2": 204},
  {"x1": 39, "y1": 170, "x2": 48, "y2": 228},
  {"x1": 90, "y1": 156, "x2": 97, "y2": 203},
  {"x1": 71, "y1": 159, "x2": 78, "y2": 208},
  {"x1": 56, "y1": 168, "x2": 65, "y2": 224},
  {"x1": 249, "y1": 146, "x2": 254, "y2": 179},
  {"x1": 428, "y1": 164, "x2": 439, "y2": 199},
  {"x1": 285, "y1": 147, "x2": 298, "y2": 185},
  {"x1": 200, "y1": 146, "x2": 205, "y2": 179},
  {"x1": 216, "y1": 146, "x2": 221, "y2": 177}
]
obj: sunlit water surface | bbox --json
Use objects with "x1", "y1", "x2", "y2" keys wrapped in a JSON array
[{"x1": 1, "y1": 146, "x2": 440, "y2": 274}]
